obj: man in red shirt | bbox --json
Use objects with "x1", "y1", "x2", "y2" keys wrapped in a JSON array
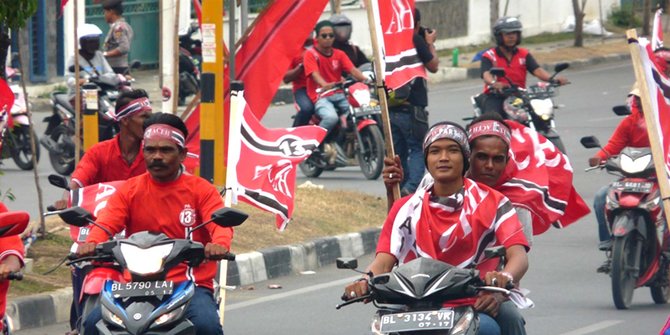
[
  {"x1": 304, "y1": 20, "x2": 368, "y2": 136},
  {"x1": 283, "y1": 36, "x2": 314, "y2": 127},
  {"x1": 589, "y1": 87, "x2": 650, "y2": 271},
  {"x1": 78, "y1": 112, "x2": 230, "y2": 335},
  {"x1": 0, "y1": 202, "x2": 25, "y2": 333},
  {"x1": 480, "y1": 17, "x2": 568, "y2": 116},
  {"x1": 345, "y1": 122, "x2": 529, "y2": 335}
]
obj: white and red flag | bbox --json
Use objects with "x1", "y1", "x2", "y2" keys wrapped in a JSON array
[
  {"x1": 652, "y1": 8, "x2": 664, "y2": 51},
  {"x1": 370, "y1": 0, "x2": 427, "y2": 90},
  {"x1": 226, "y1": 91, "x2": 327, "y2": 230},
  {"x1": 67, "y1": 181, "x2": 125, "y2": 242},
  {"x1": 498, "y1": 121, "x2": 590, "y2": 235}
]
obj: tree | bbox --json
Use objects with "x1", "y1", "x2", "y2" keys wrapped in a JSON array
[
  {"x1": 572, "y1": 0, "x2": 588, "y2": 47},
  {"x1": 490, "y1": 0, "x2": 500, "y2": 35},
  {"x1": 642, "y1": 0, "x2": 652, "y2": 36},
  {"x1": 0, "y1": 1, "x2": 37, "y2": 80}
]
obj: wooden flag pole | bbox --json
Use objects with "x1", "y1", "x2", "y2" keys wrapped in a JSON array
[
  {"x1": 73, "y1": 0, "x2": 81, "y2": 165},
  {"x1": 626, "y1": 29, "x2": 670, "y2": 231},
  {"x1": 363, "y1": 0, "x2": 400, "y2": 202}
]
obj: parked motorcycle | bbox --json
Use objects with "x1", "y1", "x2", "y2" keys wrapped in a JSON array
[
  {"x1": 581, "y1": 135, "x2": 670, "y2": 309},
  {"x1": 178, "y1": 23, "x2": 201, "y2": 106},
  {"x1": 469, "y1": 63, "x2": 569, "y2": 153},
  {"x1": 299, "y1": 78, "x2": 384, "y2": 180},
  {"x1": 0, "y1": 67, "x2": 40, "y2": 170},
  {"x1": 59, "y1": 206, "x2": 247, "y2": 334},
  {"x1": 42, "y1": 63, "x2": 137, "y2": 175},
  {"x1": 336, "y1": 247, "x2": 512, "y2": 334},
  {"x1": 0, "y1": 208, "x2": 30, "y2": 335}
]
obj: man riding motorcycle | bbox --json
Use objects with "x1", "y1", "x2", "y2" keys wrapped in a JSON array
[
  {"x1": 0, "y1": 202, "x2": 24, "y2": 334},
  {"x1": 480, "y1": 17, "x2": 568, "y2": 116}
]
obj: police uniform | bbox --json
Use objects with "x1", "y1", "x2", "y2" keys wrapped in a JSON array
[{"x1": 104, "y1": 17, "x2": 134, "y2": 74}]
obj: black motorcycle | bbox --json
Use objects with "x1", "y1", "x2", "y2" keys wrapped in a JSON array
[{"x1": 178, "y1": 22, "x2": 201, "y2": 106}]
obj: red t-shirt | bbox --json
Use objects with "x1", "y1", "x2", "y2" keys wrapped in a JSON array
[
  {"x1": 482, "y1": 47, "x2": 533, "y2": 93},
  {"x1": 71, "y1": 135, "x2": 146, "y2": 188},
  {"x1": 289, "y1": 54, "x2": 307, "y2": 92},
  {"x1": 87, "y1": 173, "x2": 233, "y2": 290},
  {"x1": 303, "y1": 47, "x2": 354, "y2": 102},
  {"x1": 596, "y1": 104, "x2": 650, "y2": 160},
  {"x1": 0, "y1": 236, "x2": 24, "y2": 320}
]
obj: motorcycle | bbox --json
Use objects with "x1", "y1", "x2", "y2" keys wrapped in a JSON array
[
  {"x1": 42, "y1": 63, "x2": 137, "y2": 175},
  {"x1": 581, "y1": 135, "x2": 669, "y2": 309},
  {"x1": 299, "y1": 78, "x2": 385, "y2": 180},
  {"x1": 178, "y1": 23, "x2": 201, "y2": 107},
  {"x1": 59, "y1": 206, "x2": 247, "y2": 335},
  {"x1": 336, "y1": 247, "x2": 512, "y2": 334},
  {"x1": 0, "y1": 208, "x2": 30, "y2": 335},
  {"x1": 0, "y1": 67, "x2": 40, "y2": 170},
  {"x1": 469, "y1": 63, "x2": 569, "y2": 153}
]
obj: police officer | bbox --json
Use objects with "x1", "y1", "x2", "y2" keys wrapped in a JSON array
[{"x1": 102, "y1": 0, "x2": 134, "y2": 75}]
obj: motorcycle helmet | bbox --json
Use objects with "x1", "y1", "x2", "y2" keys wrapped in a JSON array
[
  {"x1": 330, "y1": 14, "x2": 352, "y2": 42},
  {"x1": 78, "y1": 23, "x2": 103, "y2": 54},
  {"x1": 502, "y1": 96, "x2": 529, "y2": 122},
  {"x1": 493, "y1": 16, "x2": 523, "y2": 47}
]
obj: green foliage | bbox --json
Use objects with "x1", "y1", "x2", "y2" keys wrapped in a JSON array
[
  {"x1": 0, "y1": 0, "x2": 38, "y2": 29},
  {"x1": 608, "y1": 5, "x2": 641, "y2": 28},
  {"x1": 0, "y1": 170, "x2": 14, "y2": 202}
]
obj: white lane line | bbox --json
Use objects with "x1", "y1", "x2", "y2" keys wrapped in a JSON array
[
  {"x1": 558, "y1": 320, "x2": 624, "y2": 335},
  {"x1": 225, "y1": 275, "x2": 359, "y2": 311}
]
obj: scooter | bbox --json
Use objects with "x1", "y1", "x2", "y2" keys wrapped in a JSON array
[
  {"x1": 468, "y1": 63, "x2": 569, "y2": 153},
  {"x1": 336, "y1": 247, "x2": 512, "y2": 334},
  {"x1": 581, "y1": 135, "x2": 669, "y2": 309},
  {"x1": 0, "y1": 67, "x2": 40, "y2": 170},
  {"x1": 59, "y1": 206, "x2": 247, "y2": 335},
  {"x1": 0, "y1": 208, "x2": 30, "y2": 335},
  {"x1": 299, "y1": 78, "x2": 384, "y2": 180}
]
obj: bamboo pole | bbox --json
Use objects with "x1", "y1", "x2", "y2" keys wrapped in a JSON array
[
  {"x1": 363, "y1": 0, "x2": 400, "y2": 202},
  {"x1": 626, "y1": 29, "x2": 670, "y2": 231},
  {"x1": 74, "y1": 0, "x2": 81, "y2": 165}
]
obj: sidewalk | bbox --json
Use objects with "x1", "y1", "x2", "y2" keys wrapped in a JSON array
[{"x1": 9, "y1": 34, "x2": 633, "y2": 332}]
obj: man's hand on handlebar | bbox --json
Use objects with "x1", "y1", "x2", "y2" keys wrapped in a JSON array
[
  {"x1": 491, "y1": 81, "x2": 510, "y2": 93},
  {"x1": 553, "y1": 75, "x2": 570, "y2": 86},
  {"x1": 588, "y1": 156, "x2": 603, "y2": 167},
  {"x1": 76, "y1": 242, "x2": 97, "y2": 257},
  {"x1": 343, "y1": 277, "x2": 370, "y2": 302},
  {"x1": 204, "y1": 243, "x2": 229, "y2": 260}
]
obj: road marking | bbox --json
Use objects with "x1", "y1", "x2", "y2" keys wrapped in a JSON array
[
  {"x1": 225, "y1": 276, "x2": 359, "y2": 311},
  {"x1": 558, "y1": 320, "x2": 623, "y2": 335}
]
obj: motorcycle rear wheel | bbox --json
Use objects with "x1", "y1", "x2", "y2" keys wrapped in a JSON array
[
  {"x1": 9, "y1": 125, "x2": 40, "y2": 170},
  {"x1": 48, "y1": 125, "x2": 75, "y2": 176},
  {"x1": 611, "y1": 234, "x2": 640, "y2": 309},
  {"x1": 650, "y1": 263, "x2": 670, "y2": 304},
  {"x1": 299, "y1": 155, "x2": 324, "y2": 178},
  {"x1": 356, "y1": 126, "x2": 384, "y2": 180}
]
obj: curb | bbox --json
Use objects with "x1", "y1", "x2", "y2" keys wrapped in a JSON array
[{"x1": 6, "y1": 227, "x2": 381, "y2": 331}]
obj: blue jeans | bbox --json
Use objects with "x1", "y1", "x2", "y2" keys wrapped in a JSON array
[
  {"x1": 314, "y1": 93, "x2": 349, "y2": 132},
  {"x1": 69, "y1": 266, "x2": 86, "y2": 330},
  {"x1": 83, "y1": 286, "x2": 223, "y2": 335},
  {"x1": 593, "y1": 185, "x2": 610, "y2": 245},
  {"x1": 390, "y1": 107, "x2": 425, "y2": 194},
  {"x1": 292, "y1": 88, "x2": 314, "y2": 127},
  {"x1": 496, "y1": 300, "x2": 526, "y2": 335},
  {"x1": 479, "y1": 313, "x2": 502, "y2": 335}
]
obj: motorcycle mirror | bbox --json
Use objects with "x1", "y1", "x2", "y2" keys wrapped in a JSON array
[
  {"x1": 58, "y1": 206, "x2": 95, "y2": 227},
  {"x1": 612, "y1": 105, "x2": 631, "y2": 116},
  {"x1": 554, "y1": 62, "x2": 570, "y2": 73},
  {"x1": 489, "y1": 67, "x2": 506, "y2": 77},
  {"x1": 130, "y1": 60, "x2": 142, "y2": 69},
  {"x1": 580, "y1": 136, "x2": 601, "y2": 149},
  {"x1": 210, "y1": 208, "x2": 248, "y2": 228},
  {"x1": 0, "y1": 211, "x2": 30, "y2": 238},
  {"x1": 48, "y1": 174, "x2": 70, "y2": 191},
  {"x1": 336, "y1": 257, "x2": 358, "y2": 269}
]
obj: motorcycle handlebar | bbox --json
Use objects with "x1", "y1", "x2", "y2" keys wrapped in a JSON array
[
  {"x1": 7, "y1": 272, "x2": 23, "y2": 281},
  {"x1": 209, "y1": 252, "x2": 235, "y2": 261}
]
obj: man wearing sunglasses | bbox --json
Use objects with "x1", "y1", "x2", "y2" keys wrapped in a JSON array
[{"x1": 303, "y1": 20, "x2": 369, "y2": 140}]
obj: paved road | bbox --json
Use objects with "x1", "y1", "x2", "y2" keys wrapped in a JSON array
[{"x1": 15, "y1": 60, "x2": 670, "y2": 334}]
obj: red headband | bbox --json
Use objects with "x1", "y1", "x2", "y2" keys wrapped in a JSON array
[
  {"x1": 112, "y1": 97, "x2": 152, "y2": 122},
  {"x1": 143, "y1": 124, "x2": 185, "y2": 148},
  {"x1": 467, "y1": 120, "x2": 511, "y2": 146}
]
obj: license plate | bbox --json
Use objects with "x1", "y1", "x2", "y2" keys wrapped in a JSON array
[
  {"x1": 355, "y1": 105, "x2": 381, "y2": 117},
  {"x1": 379, "y1": 309, "x2": 455, "y2": 333},
  {"x1": 110, "y1": 281, "x2": 173, "y2": 298},
  {"x1": 613, "y1": 181, "x2": 653, "y2": 193}
]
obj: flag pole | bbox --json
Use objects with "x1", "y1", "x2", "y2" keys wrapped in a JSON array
[
  {"x1": 363, "y1": 0, "x2": 400, "y2": 202},
  {"x1": 73, "y1": 0, "x2": 81, "y2": 165},
  {"x1": 626, "y1": 29, "x2": 670, "y2": 230}
]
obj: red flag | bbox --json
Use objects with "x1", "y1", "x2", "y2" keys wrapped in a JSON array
[
  {"x1": 638, "y1": 37, "x2": 670, "y2": 176},
  {"x1": 60, "y1": 0, "x2": 69, "y2": 17},
  {"x1": 652, "y1": 8, "x2": 664, "y2": 51},
  {"x1": 227, "y1": 93, "x2": 327, "y2": 230},
  {"x1": 0, "y1": 78, "x2": 14, "y2": 150},
  {"x1": 497, "y1": 121, "x2": 590, "y2": 235},
  {"x1": 370, "y1": 0, "x2": 427, "y2": 90},
  {"x1": 193, "y1": 0, "x2": 203, "y2": 26},
  {"x1": 67, "y1": 181, "x2": 125, "y2": 242}
]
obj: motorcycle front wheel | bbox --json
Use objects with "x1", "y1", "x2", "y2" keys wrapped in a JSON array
[
  {"x1": 356, "y1": 126, "x2": 384, "y2": 180},
  {"x1": 48, "y1": 125, "x2": 75, "y2": 176},
  {"x1": 611, "y1": 233, "x2": 640, "y2": 309},
  {"x1": 8, "y1": 125, "x2": 40, "y2": 170}
]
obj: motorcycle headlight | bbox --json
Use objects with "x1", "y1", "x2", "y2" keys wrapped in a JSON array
[
  {"x1": 620, "y1": 154, "x2": 651, "y2": 174},
  {"x1": 153, "y1": 305, "x2": 187, "y2": 327},
  {"x1": 529, "y1": 98, "x2": 554, "y2": 120},
  {"x1": 450, "y1": 309, "x2": 475, "y2": 335},
  {"x1": 120, "y1": 242, "x2": 174, "y2": 276},
  {"x1": 101, "y1": 305, "x2": 124, "y2": 327}
]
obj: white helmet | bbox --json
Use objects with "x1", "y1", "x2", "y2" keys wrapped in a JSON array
[{"x1": 78, "y1": 23, "x2": 103, "y2": 40}]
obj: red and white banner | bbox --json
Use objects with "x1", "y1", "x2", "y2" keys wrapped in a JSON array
[
  {"x1": 370, "y1": 0, "x2": 427, "y2": 90},
  {"x1": 498, "y1": 121, "x2": 590, "y2": 235},
  {"x1": 226, "y1": 91, "x2": 327, "y2": 230},
  {"x1": 68, "y1": 181, "x2": 125, "y2": 242},
  {"x1": 653, "y1": 8, "x2": 664, "y2": 51},
  {"x1": 638, "y1": 37, "x2": 670, "y2": 176}
]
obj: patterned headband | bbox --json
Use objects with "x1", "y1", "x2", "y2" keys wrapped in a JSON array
[
  {"x1": 143, "y1": 124, "x2": 185, "y2": 148},
  {"x1": 423, "y1": 122, "x2": 470, "y2": 158},
  {"x1": 112, "y1": 97, "x2": 152, "y2": 122},
  {"x1": 467, "y1": 120, "x2": 511, "y2": 147}
]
